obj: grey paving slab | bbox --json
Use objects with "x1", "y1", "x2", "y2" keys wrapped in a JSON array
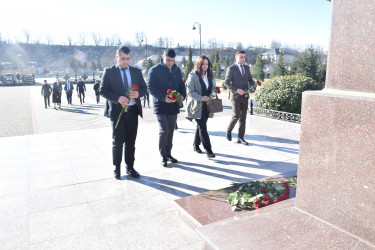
[{"x1": 0, "y1": 85, "x2": 301, "y2": 249}]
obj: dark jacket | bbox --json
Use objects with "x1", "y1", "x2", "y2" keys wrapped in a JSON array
[
  {"x1": 224, "y1": 64, "x2": 256, "y2": 100},
  {"x1": 52, "y1": 82, "x2": 62, "y2": 96},
  {"x1": 147, "y1": 61, "x2": 186, "y2": 114},
  {"x1": 100, "y1": 65, "x2": 147, "y2": 120},
  {"x1": 41, "y1": 84, "x2": 52, "y2": 96},
  {"x1": 76, "y1": 81, "x2": 86, "y2": 92},
  {"x1": 93, "y1": 83, "x2": 100, "y2": 95}
]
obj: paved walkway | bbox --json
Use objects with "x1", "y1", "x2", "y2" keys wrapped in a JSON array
[{"x1": 0, "y1": 86, "x2": 300, "y2": 249}]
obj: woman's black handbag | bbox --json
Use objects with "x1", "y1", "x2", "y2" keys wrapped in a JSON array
[{"x1": 207, "y1": 97, "x2": 223, "y2": 113}]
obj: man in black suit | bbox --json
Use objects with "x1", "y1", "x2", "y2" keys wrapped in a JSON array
[
  {"x1": 76, "y1": 78, "x2": 86, "y2": 104},
  {"x1": 100, "y1": 46, "x2": 147, "y2": 179},
  {"x1": 64, "y1": 79, "x2": 74, "y2": 105},
  {"x1": 41, "y1": 80, "x2": 52, "y2": 108},
  {"x1": 224, "y1": 50, "x2": 256, "y2": 145}
]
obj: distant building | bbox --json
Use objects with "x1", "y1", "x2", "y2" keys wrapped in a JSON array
[{"x1": 262, "y1": 48, "x2": 295, "y2": 64}]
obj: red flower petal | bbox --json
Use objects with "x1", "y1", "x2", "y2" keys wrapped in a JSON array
[
  {"x1": 131, "y1": 84, "x2": 140, "y2": 90},
  {"x1": 167, "y1": 89, "x2": 172, "y2": 94},
  {"x1": 216, "y1": 87, "x2": 221, "y2": 94},
  {"x1": 171, "y1": 94, "x2": 177, "y2": 100}
]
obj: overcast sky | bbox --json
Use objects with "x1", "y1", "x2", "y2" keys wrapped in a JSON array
[{"x1": 0, "y1": 0, "x2": 332, "y2": 50}]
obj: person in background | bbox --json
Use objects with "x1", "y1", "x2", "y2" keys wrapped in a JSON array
[
  {"x1": 41, "y1": 80, "x2": 52, "y2": 108},
  {"x1": 77, "y1": 78, "x2": 86, "y2": 104},
  {"x1": 185, "y1": 55, "x2": 216, "y2": 158},
  {"x1": 52, "y1": 80, "x2": 63, "y2": 110},
  {"x1": 143, "y1": 88, "x2": 150, "y2": 108},
  {"x1": 93, "y1": 80, "x2": 101, "y2": 104}
]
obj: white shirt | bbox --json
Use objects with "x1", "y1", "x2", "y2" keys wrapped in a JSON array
[
  {"x1": 202, "y1": 72, "x2": 209, "y2": 89},
  {"x1": 237, "y1": 63, "x2": 245, "y2": 76}
]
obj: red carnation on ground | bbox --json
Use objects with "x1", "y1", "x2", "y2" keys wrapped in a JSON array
[
  {"x1": 283, "y1": 182, "x2": 289, "y2": 189},
  {"x1": 262, "y1": 200, "x2": 270, "y2": 206},
  {"x1": 264, "y1": 194, "x2": 270, "y2": 201},
  {"x1": 257, "y1": 80, "x2": 262, "y2": 86},
  {"x1": 254, "y1": 203, "x2": 261, "y2": 210},
  {"x1": 131, "y1": 84, "x2": 140, "y2": 90},
  {"x1": 170, "y1": 94, "x2": 177, "y2": 100},
  {"x1": 167, "y1": 89, "x2": 172, "y2": 94},
  {"x1": 273, "y1": 199, "x2": 278, "y2": 204},
  {"x1": 260, "y1": 186, "x2": 266, "y2": 193},
  {"x1": 254, "y1": 199, "x2": 260, "y2": 204},
  {"x1": 215, "y1": 87, "x2": 221, "y2": 94}
]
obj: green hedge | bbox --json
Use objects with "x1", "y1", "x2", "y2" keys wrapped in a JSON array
[{"x1": 254, "y1": 75, "x2": 322, "y2": 114}]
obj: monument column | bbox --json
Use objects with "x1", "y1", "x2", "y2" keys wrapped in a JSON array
[{"x1": 297, "y1": 0, "x2": 375, "y2": 245}]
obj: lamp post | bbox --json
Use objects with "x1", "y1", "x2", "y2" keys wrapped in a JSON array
[
  {"x1": 141, "y1": 37, "x2": 148, "y2": 59},
  {"x1": 192, "y1": 22, "x2": 201, "y2": 55}
]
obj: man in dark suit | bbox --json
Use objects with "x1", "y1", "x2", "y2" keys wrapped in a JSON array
[
  {"x1": 41, "y1": 80, "x2": 52, "y2": 108},
  {"x1": 64, "y1": 79, "x2": 74, "y2": 105},
  {"x1": 100, "y1": 46, "x2": 147, "y2": 179},
  {"x1": 224, "y1": 50, "x2": 256, "y2": 145},
  {"x1": 76, "y1": 78, "x2": 86, "y2": 104}
]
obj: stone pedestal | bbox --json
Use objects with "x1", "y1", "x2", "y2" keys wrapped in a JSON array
[{"x1": 296, "y1": 0, "x2": 375, "y2": 245}]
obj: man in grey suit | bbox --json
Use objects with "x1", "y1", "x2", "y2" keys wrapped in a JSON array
[{"x1": 224, "y1": 50, "x2": 256, "y2": 145}]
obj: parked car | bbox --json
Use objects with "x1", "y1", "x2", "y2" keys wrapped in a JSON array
[
  {"x1": 22, "y1": 74, "x2": 35, "y2": 84},
  {"x1": 2, "y1": 73, "x2": 16, "y2": 84}
]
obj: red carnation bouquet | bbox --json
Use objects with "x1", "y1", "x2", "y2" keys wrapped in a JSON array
[
  {"x1": 167, "y1": 89, "x2": 183, "y2": 107},
  {"x1": 115, "y1": 84, "x2": 140, "y2": 129}
]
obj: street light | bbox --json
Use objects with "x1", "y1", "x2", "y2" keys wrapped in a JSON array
[
  {"x1": 192, "y1": 22, "x2": 201, "y2": 55},
  {"x1": 141, "y1": 37, "x2": 148, "y2": 59}
]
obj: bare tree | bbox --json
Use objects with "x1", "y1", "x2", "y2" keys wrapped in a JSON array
[
  {"x1": 156, "y1": 37, "x2": 164, "y2": 48},
  {"x1": 135, "y1": 31, "x2": 145, "y2": 47},
  {"x1": 207, "y1": 38, "x2": 218, "y2": 51},
  {"x1": 236, "y1": 42, "x2": 243, "y2": 50},
  {"x1": 45, "y1": 34, "x2": 53, "y2": 45},
  {"x1": 91, "y1": 32, "x2": 103, "y2": 46},
  {"x1": 270, "y1": 39, "x2": 282, "y2": 49},
  {"x1": 23, "y1": 28, "x2": 31, "y2": 44},
  {"x1": 67, "y1": 34, "x2": 73, "y2": 46},
  {"x1": 191, "y1": 40, "x2": 199, "y2": 49},
  {"x1": 33, "y1": 33, "x2": 42, "y2": 44},
  {"x1": 104, "y1": 36, "x2": 112, "y2": 46},
  {"x1": 77, "y1": 32, "x2": 87, "y2": 46},
  {"x1": 111, "y1": 34, "x2": 122, "y2": 46}
]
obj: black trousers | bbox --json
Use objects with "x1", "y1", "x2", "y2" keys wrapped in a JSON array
[
  {"x1": 111, "y1": 106, "x2": 139, "y2": 169},
  {"x1": 227, "y1": 96, "x2": 248, "y2": 138},
  {"x1": 194, "y1": 103, "x2": 212, "y2": 151},
  {"x1": 156, "y1": 114, "x2": 177, "y2": 157},
  {"x1": 79, "y1": 91, "x2": 85, "y2": 104},
  {"x1": 43, "y1": 96, "x2": 50, "y2": 107},
  {"x1": 143, "y1": 92, "x2": 149, "y2": 107},
  {"x1": 66, "y1": 92, "x2": 72, "y2": 104},
  {"x1": 95, "y1": 94, "x2": 100, "y2": 103}
]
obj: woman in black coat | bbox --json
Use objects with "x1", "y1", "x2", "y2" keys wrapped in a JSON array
[{"x1": 52, "y1": 80, "x2": 63, "y2": 110}]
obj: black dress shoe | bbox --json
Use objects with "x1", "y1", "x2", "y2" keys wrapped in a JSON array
[
  {"x1": 126, "y1": 168, "x2": 140, "y2": 178},
  {"x1": 226, "y1": 131, "x2": 232, "y2": 141},
  {"x1": 166, "y1": 155, "x2": 178, "y2": 163},
  {"x1": 207, "y1": 152, "x2": 216, "y2": 158},
  {"x1": 237, "y1": 138, "x2": 249, "y2": 145},
  {"x1": 113, "y1": 170, "x2": 121, "y2": 180},
  {"x1": 194, "y1": 147, "x2": 202, "y2": 153},
  {"x1": 161, "y1": 157, "x2": 168, "y2": 167}
]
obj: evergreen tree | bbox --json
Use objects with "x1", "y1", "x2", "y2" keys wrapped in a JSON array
[
  {"x1": 247, "y1": 54, "x2": 256, "y2": 65},
  {"x1": 215, "y1": 63, "x2": 221, "y2": 79},
  {"x1": 184, "y1": 47, "x2": 193, "y2": 79},
  {"x1": 212, "y1": 50, "x2": 220, "y2": 70},
  {"x1": 142, "y1": 58, "x2": 154, "y2": 76},
  {"x1": 273, "y1": 50, "x2": 287, "y2": 77},
  {"x1": 254, "y1": 54, "x2": 265, "y2": 81},
  {"x1": 289, "y1": 48, "x2": 326, "y2": 85},
  {"x1": 179, "y1": 56, "x2": 187, "y2": 68}
]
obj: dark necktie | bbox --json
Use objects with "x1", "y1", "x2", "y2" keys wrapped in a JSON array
[
  {"x1": 240, "y1": 65, "x2": 245, "y2": 78},
  {"x1": 121, "y1": 68, "x2": 129, "y2": 90}
]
